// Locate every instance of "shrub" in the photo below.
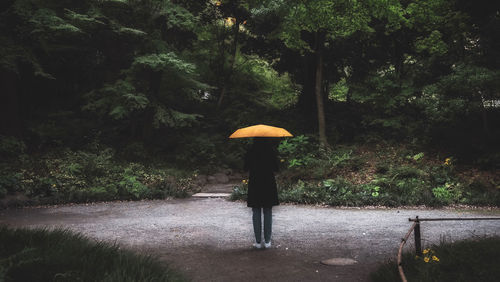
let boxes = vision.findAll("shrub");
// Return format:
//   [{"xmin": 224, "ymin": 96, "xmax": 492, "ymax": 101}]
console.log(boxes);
[
  {"xmin": 174, "ymin": 134, "xmax": 219, "ymax": 167},
  {"xmin": 147, "ymin": 174, "xmax": 195, "ymax": 199},
  {"xmin": 321, "ymin": 147, "xmax": 353, "ymax": 168},
  {"xmin": 278, "ymin": 135, "xmax": 316, "ymax": 169},
  {"xmin": 276, "ymin": 178, "xmax": 362, "ymax": 206},
  {"xmin": 428, "ymin": 165, "xmax": 454, "ymax": 185},
  {"xmin": 121, "ymin": 141, "xmax": 149, "ymax": 161},
  {"xmin": 0, "ymin": 145, "xmax": 199, "ymax": 206},
  {"xmin": 390, "ymin": 165, "xmax": 425, "ymax": 179},
  {"xmin": 279, "ymin": 180, "xmax": 317, "ymax": 204},
  {"xmin": 394, "ymin": 178, "xmax": 428, "ymax": 205},
  {"xmin": 0, "ymin": 173, "xmax": 22, "ymax": 197},
  {"xmin": 462, "ymin": 179, "xmax": 500, "ymax": 206},
  {"xmin": 230, "ymin": 182, "xmax": 248, "ymax": 201},
  {"xmin": 431, "ymin": 182, "xmax": 463, "ymax": 205},
  {"xmin": 0, "ymin": 135, "xmax": 26, "ymax": 159},
  {"xmin": 119, "ymin": 167, "xmax": 149, "ymax": 199}
]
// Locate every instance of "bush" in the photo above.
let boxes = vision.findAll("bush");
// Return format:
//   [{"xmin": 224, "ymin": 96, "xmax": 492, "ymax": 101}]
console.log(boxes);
[
  {"xmin": 0, "ymin": 173, "xmax": 22, "ymax": 197},
  {"xmin": 462, "ymin": 179, "xmax": 500, "ymax": 206},
  {"xmin": 321, "ymin": 178, "xmax": 360, "ymax": 206},
  {"xmin": 230, "ymin": 182, "xmax": 248, "ymax": 201},
  {"xmin": 0, "ymin": 146, "xmax": 199, "ymax": 206},
  {"xmin": 431, "ymin": 183, "xmax": 462, "ymax": 205},
  {"xmin": 321, "ymin": 147, "xmax": 353, "ymax": 168},
  {"xmin": 0, "ymin": 135, "xmax": 26, "ymax": 159},
  {"xmin": 278, "ymin": 180, "xmax": 328, "ymax": 204},
  {"xmin": 278, "ymin": 135, "xmax": 316, "ymax": 169},
  {"xmin": 230, "ymin": 170, "xmax": 497, "ymax": 207},
  {"xmin": 174, "ymin": 134, "xmax": 219, "ymax": 168},
  {"xmin": 228, "ymin": 142, "xmax": 500, "ymax": 207},
  {"xmin": 119, "ymin": 167, "xmax": 150, "ymax": 199}
]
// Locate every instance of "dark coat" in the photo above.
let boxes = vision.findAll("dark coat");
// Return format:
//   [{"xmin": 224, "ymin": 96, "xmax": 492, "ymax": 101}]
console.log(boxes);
[{"xmin": 244, "ymin": 139, "xmax": 279, "ymax": 208}]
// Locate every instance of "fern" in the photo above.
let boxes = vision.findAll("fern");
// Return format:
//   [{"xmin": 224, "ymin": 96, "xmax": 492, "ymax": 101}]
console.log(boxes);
[
  {"xmin": 30, "ymin": 9, "xmax": 82, "ymax": 34},
  {"xmin": 132, "ymin": 53, "xmax": 196, "ymax": 74},
  {"xmin": 83, "ymin": 80, "xmax": 149, "ymax": 120},
  {"xmin": 63, "ymin": 9, "xmax": 106, "ymax": 30},
  {"xmin": 119, "ymin": 27, "xmax": 147, "ymax": 36},
  {"xmin": 153, "ymin": 105, "xmax": 201, "ymax": 128}
]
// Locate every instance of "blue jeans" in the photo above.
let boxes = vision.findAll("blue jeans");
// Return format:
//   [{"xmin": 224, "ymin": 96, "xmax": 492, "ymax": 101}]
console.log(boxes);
[{"xmin": 252, "ymin": 207, "xmax": 272, "ymax": 243}]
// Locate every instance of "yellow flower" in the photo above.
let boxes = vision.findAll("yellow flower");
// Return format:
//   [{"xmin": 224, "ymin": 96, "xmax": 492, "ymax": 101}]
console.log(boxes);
[
  {"xmin": 432, "ymin": 256, "xmax": 439, "ymax": 262},
  {"xmin": 215, "ymin": 1, "xmax": 221, "ymax": 6},
  {"xmin": 422, "ymin": 249, "xmax": 429, "ymax": 254},
  {"xmin": 52, "ymin": 184, "xmax": 56, "ymax": 187},
  {"xmin": 424, "ymin": 257, "xmax": 430, "ymax": 263},
  {"xmin": 444, "ymin": 158, "xmax": 451, "ymax": 165},
  {"xmin": 242, "ymin": 179, "xmax": 248, "ymax": 184},
  {"xmin": 280, "ymin": 159, "xmax": 285, "ymax": 162},
  {"xmin": 225, "ymin": 17, "xmax": 236, "ymax": 26}
]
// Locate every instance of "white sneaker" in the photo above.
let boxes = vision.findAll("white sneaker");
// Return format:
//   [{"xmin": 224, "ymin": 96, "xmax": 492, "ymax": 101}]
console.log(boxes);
[
  {"xmin": 264, "ymin": 241, "xmax": 271, "ymax": 248},
  {"xmin": 252, "ymin": 242, "xmax": 262, "ymax": 249}
]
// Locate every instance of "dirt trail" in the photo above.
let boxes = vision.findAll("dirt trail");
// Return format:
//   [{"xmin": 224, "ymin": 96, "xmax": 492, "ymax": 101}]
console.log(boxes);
[{"xmin": 1, "ymin": 198, "xmax": 499, "ymax": 281}]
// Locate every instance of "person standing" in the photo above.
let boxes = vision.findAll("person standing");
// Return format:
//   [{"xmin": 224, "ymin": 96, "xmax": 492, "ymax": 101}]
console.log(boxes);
[{"xmin": 244, "ymin": 138, "xmax": 279, "ymax": 249}]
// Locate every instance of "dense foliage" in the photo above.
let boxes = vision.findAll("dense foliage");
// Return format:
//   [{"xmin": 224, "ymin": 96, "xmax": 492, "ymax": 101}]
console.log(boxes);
[
  {"xmin": 0, "ymin": 135, "xmax": 198, "ymax": 207},
  {"xmin": 0, "ymin": 0, "xmax": 499, "ymax": 205},
  {"xmin": 231, "ymin": 140, "xmax": 500, "ymax": 206}
]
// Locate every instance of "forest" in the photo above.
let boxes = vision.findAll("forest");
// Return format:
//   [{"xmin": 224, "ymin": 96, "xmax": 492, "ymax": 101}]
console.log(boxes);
[{"xmin": 1, "ymin": 0, "xmax": 499, "ymax": 207}]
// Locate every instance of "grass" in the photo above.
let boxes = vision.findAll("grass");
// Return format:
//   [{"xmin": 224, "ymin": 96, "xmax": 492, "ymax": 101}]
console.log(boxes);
[
  {"xmin": 0, "ymin": 226, "xmax": 186, "ymax": 282},
  {"xmin": 370, "ymin": 236, "xmax": 500, "ymax": 282}
]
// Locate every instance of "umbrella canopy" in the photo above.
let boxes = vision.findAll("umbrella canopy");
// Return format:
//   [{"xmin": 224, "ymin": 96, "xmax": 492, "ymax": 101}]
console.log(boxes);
[{"xmin": 229, "ymin": 124, "xmax": 293, "ymax": 138}]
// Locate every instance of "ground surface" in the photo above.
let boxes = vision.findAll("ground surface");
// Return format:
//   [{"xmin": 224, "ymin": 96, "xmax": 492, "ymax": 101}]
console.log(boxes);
[{"xmin": 1, "ymin": 197, "xmax": 499, "ymax": 282}]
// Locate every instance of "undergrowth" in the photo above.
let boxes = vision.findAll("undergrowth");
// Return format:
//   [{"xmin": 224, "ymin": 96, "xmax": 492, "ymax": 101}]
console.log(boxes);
[
  {"xmin": 0, "ymin": 137, "xmax": 200, "ymax": 207},
  {"xmin": 370, "ymin": 236, "xmax": 500, "ymax": 282},
  {"xmin": 0, "ymin": 226, "xmax": 185, "ymax": 281},
  {"xmin": 231, "ymin": 139, "xmax": 500, "ymax": 207}
]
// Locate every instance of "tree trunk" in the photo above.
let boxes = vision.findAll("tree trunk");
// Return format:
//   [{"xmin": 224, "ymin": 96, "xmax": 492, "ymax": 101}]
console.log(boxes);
[
  {"xmin": 217, "ymin": 18, "xmax": 239, "ymax": 110},
  {"xmin": 315, "ymin": 32, "xmax": 330, "ymax": 149},
  {"xmin": 481, "ymin": 108, "xmax": 489, "ymax": 135},
  {"xmin": 479, "ymin": 93, "xmax": 490, "ymax": 136},
  {"xmin": 297, "ymin": 53, "xmax": 317, "ymax": 127}
]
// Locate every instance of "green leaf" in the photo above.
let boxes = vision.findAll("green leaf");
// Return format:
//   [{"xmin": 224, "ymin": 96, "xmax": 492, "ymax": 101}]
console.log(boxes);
[{"xmin": 132, "ymin": 53, "xmax": 196, "ymax": 73}]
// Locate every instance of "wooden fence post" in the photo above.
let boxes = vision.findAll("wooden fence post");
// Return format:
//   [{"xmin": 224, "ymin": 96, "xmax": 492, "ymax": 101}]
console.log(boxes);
[{"xmin": 414, "ymin": 216, "xmax": 422, "ymax": 256}]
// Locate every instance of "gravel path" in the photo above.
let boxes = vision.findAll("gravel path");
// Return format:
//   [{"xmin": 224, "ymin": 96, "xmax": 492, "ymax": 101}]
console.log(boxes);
[{"xmin": 1, "ymin": 198, "xmax": 499, "ymax": 281}]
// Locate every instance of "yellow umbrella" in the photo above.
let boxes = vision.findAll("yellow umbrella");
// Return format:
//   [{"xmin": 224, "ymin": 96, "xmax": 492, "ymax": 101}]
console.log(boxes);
[{"xmin": 229, "ymin": 124, "xmax": 293, "ymax": 138}]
